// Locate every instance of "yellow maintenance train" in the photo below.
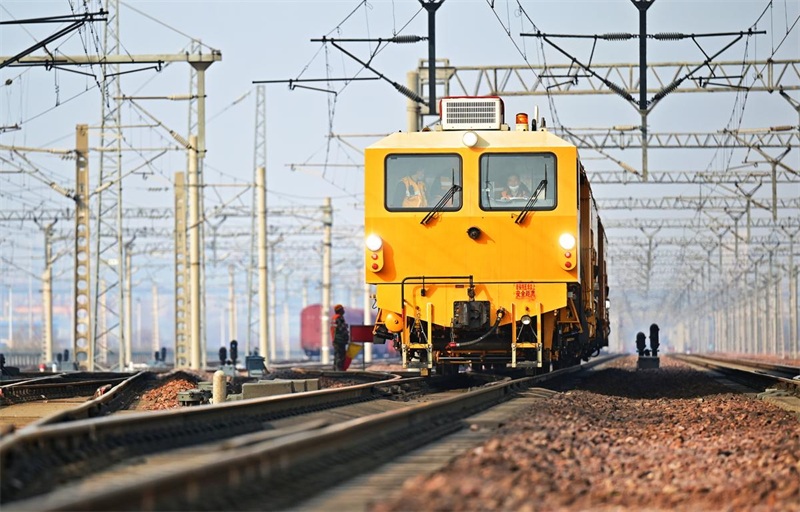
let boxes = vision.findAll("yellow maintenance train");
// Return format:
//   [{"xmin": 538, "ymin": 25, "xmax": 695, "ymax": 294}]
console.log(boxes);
[{"xmin": 364, "ymin": 96, "xmax": 609, "ymax": 375}]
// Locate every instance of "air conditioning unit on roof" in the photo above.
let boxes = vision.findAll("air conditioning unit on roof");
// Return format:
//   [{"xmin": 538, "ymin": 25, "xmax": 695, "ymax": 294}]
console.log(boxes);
[{"xmin": 440, "ymin": 97, "xmax": 504, "ymax": 131}]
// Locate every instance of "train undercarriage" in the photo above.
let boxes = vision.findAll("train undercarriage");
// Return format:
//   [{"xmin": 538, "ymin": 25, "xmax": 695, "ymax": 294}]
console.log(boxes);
[{"xmin": 375, "ymin": 283, "xmax": 607, "ymax": 376}]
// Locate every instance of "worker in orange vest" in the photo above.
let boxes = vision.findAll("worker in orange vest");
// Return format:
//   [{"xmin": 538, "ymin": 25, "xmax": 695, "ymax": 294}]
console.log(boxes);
[
  {"xmin": 331, "ymin": 304, "xmax": 349, "ymax": 370},
  {"xmin": 394, "ymin": 168, "xmax": 428, "ymax": 208}
]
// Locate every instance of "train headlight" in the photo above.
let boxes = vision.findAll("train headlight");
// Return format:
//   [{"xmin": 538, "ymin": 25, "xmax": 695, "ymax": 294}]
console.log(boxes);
[
  {"xmin": 462, "ymin": 131, "xmax": 479, "ymax": 147},
  {"xmin": 558, "ymin": 233, "xmax": 576, "ymax": 250},
  {"xmin": 521, "ymin": 314, "xmax": 532, "ymax": 325},
  {"xmin": 365, "ymin": 234, "xmax": 383, "ymax": 251}
]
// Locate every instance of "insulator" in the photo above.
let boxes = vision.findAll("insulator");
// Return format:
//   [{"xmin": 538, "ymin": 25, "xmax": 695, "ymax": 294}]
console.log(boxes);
[
  {"xmin": 395, "ymin": 83, "xmax": 426, "ymax": 104},
  {"xmin": 652, "ymin": 32, "xmax": 685, "ymax": 41},
  {"xmin": 603, "ymin": 33, "xmax": 634, "ymax": 41},
  {"xmin": 604, "ymin": 80, "xmax": 633, "ymax": 102},
  {"xmin": 652, "ymin": 80, "xmax": 682, "ymax": 102},
  {"xmin": 391, "ymin": 35, "xmax": 424, "ymax": 44}
]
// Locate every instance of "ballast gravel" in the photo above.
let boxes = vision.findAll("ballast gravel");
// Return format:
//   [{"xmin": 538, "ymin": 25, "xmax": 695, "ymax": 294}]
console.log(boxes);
[{"xmin": 370, "ymin": 356, "xmax": 800, "ymax": 512}]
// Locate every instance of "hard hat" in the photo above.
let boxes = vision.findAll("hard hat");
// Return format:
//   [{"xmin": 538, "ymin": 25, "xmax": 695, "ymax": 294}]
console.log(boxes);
[
  {"xmin": 334, "ymin": 304, "xmax": 344, "ymax": 314},
  {"xmin": 384, "ymin": 312, "xmax": 403, "ymax": 333}
]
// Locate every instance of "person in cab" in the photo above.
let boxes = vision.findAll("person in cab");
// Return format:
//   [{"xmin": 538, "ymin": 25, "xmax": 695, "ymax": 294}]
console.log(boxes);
[
  {"xmin": 394, "ymin": 168, "xmax": 428, "ymax": 208},
  {"xmin": 500, "ymin": 173, "xmax": 531, "ymax": 200}
]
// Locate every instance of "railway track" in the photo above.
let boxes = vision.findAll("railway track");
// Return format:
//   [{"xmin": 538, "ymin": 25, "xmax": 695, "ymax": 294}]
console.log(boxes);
[
  {"xmin": 0, "ymin": 370, "xmax": 414, "ymax": 505},
  {"xmin": 0, "ymin": 372, "xmax": 133, "ymax": 405},
  {"xmin": 5, "ymin": 356, "xmax": 617, "ymax": 511},
  {"xmin": 671, "ymin": 354, "xmax": 800, "ymax": 394}
]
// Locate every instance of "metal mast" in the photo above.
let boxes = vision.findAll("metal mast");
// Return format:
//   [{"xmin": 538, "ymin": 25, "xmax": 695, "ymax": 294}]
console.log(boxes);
[
  {"xmin": 93, "ymin": 0, "xmax": 125, "ymax": 370},
  {"xmin": 247, "ymin": 85, "xmax": 267, "ymax": 357},
  {"xmin": 633, "ymin": 0, "xmax": 654, "ymax": 179}
]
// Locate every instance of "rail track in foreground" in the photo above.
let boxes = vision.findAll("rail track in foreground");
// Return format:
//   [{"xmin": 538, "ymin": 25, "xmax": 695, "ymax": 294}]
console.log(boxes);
[
  {"xmin": 5, "ymin": 356, "xmax": 617, "ymax": 511},
  {"xmin": 0, "ymin": 372, "xmax": 135, "ymax": 405},
  {"xmin": 671, "ymin": 354, "xmax": 800, "ymax": 395},
  {"xmin": 1, "ymin": 369, "xmax": 416, "ymax": 505}
]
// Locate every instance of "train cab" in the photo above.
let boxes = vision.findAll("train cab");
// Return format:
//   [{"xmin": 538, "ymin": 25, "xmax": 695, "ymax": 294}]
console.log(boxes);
[{"xmin": 364, "ymin": 97, "xmax": 608, "ymax": 375}]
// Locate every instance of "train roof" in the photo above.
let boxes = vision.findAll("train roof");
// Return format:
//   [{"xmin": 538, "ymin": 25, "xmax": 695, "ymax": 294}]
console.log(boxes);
[{"xmin": 366, "ymin": 129, "xmax": 576, "ymax": 151}]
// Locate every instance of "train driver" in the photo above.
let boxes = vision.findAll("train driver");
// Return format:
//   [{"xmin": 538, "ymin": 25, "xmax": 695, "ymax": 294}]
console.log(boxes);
[
  {"xmin": 393, "ymin": 168, "xmax": 428, "ymax": 208},
  {"xmin": 500, "ymin": 173, "xmax": 531, "ymax": 200}
]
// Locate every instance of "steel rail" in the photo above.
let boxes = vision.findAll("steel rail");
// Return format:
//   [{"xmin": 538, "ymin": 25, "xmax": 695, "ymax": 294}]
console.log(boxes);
[
  {"xmin": 9, "ymin": 356, "xmax": 617, "ymax": 511},
  {"xmin": 0, "ymin": 373, "xmax": 132, "ymax": 405},
  {"xmin": 22, "ymin": 371, "xmax": 150, "ymax": 429},
  {"xmin": 0, "ymin": 371, "xmax": 406, "ymax": 504},
  {"xmin": 671, "ymin": 354, "xmax": 800, "ymax": 393},
  {"xmin": 686, "ymin": 355, "xmax": 800, "ymax": 379}
]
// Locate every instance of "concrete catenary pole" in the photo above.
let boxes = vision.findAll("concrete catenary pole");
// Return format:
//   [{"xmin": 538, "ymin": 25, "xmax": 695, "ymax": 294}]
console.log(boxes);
[
  {"xmin": 123, "ymin": 240, "xmax": 134, "ymax": 369},
  {"xmin": 320, "ymin": 197, "xmax": 333, "ymax": 365},
  {"xmin": 268, "ymin": 250, "xmax": 277, "ymax": 362},
  {"xmin": 27, "ymin": 275, "xmax": 33, "ymax": 343},
  {"xmin": 765, "ymin": 255, "xmax": 773, "ymax": 355},
  {"xmin": 73, "ymin": 124, "xmax": 92, "ymax": 370},
  {"xmin": 98, "ymin": 281, "xmax": 107, "ymax": 365},
  {"xmin": 406, "ymin": 70, "xmax": 420, "ymax": 133},
  {"xmin": 781, "ymin": 229, "xmax": 797, "ymax": 358},
  {"xmin": 151, "ymin": 283, "xmax": 160, "ymax": 354},
  {"xmin": 256, "ymin": 166, "xmax": 269, "ymax": 360},
  {"xmin": 6, "ymin": 288, "xmax": 11, "ymax": 349},
  {"xmin": 41, "ymin": 220, "xmax": 56, "ymax": 364},
  {"xmin": 189, "ymin": 135, "xmax": 201, "ymax": 370},
  {"xmin": 753, "ymin": 266, "xmax": 761, "ymax": 353},
  {"xmin": 793, "ymin": 242, "xmax": 799, "ymax": 358},
  {"xmin": 228, "ymin": 264, "xmax": 237, "ymax": 342},
  {"xmin": 174, "ymin": 171, "xmax": 190, "ymax": 368},
  {"xmin": 282, "ymin": 273, "xmax": 290, "ymax": 361},
  {"xmin": 135, "ymin": 298, "xmax": 142, "ymax": 357}
]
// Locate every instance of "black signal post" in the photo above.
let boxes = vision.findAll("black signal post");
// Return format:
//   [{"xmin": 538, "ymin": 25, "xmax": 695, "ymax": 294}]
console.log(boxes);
[
  {"xmin": 421, "ymin": 0, "xmax": 445, "ymax": 116},
  {"xmin": 633, "ymin": 0, "xmax": 654, "ymax": 179}
]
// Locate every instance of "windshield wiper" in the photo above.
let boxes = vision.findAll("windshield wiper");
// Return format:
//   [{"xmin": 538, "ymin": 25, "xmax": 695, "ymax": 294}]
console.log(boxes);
[
  {"xmin": 421, "ymin": 183, "xmax": 462, "ymax": 225},
  {"xmin": 514, "ymin": 175, "xmax": 547, "ymax": 225}
]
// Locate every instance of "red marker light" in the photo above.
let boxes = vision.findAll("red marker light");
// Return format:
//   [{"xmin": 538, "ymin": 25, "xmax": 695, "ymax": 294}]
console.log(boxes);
[
  {"xmin": 564, "ymin": 261, "xmax": 572, "ymax": 269},
  {"xmin": 371, "ymin": 263, "xmax": 379, "ymax": 270}
]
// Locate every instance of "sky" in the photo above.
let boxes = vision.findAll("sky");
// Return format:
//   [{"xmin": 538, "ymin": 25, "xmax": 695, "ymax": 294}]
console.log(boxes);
[{"xmin": 1, "ymin": 0, "xmax": 798, "ymax": 355}]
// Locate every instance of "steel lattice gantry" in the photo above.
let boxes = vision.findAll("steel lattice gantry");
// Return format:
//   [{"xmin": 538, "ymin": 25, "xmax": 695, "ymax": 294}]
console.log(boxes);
[
  {"xmin": 421, "ymin": 59, "xmax": 800, "ymax": 98},
  {"xmin": 587, "ymin": 169, "xmax": 800, "ymax": 184},
  {"xmin": 597, "ymin": 196, "xmax": 800, "ymax": 210},
  {"xmin": 554, "ymin": 128, "xmax": 799, "ymax": 150}
]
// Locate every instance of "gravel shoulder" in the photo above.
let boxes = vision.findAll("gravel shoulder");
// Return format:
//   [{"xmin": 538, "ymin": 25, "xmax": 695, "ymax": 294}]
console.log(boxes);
[{"xmin": 370, "ymin": 356, "xmax": 800, "ymax": 512}]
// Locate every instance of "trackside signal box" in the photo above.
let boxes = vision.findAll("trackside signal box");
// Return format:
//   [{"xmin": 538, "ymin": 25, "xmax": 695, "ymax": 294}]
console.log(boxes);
[{"xmin": 246, "ymin": 355, "xmax": 266, "ymax": 378}]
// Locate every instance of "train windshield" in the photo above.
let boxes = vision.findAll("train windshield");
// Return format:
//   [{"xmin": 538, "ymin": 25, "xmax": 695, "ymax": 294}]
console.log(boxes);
[
  {"xmin": 480, "ymin": 153, "xmax": 557, "ymax": 211},
  {"xmin": 385, "ymin": 154, "xmax": 462, "ymax": 211}
]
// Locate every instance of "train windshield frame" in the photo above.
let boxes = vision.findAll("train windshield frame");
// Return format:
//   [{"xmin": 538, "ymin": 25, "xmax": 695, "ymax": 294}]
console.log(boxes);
[
  {"xmin": 479, "ymin": 152, "xmax": 558, "ymax": 211},
  {"xmin": 384, "ymin": 153, "xmax": 463, "ymax": 212}
]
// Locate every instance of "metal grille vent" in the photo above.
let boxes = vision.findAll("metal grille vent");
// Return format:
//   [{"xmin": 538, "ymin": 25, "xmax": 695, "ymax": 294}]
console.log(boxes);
[{"xmin": 441, "ymin": 97, "xmax": 503, "ymax": 130}]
